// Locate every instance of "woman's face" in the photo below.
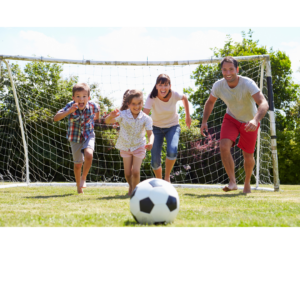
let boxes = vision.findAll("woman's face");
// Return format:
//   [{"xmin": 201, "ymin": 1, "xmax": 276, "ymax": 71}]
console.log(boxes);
[
  {"xmin": 156, "ymin": 81, "xmax": 171, "ymax": 98},
  {"xmin": 128, "ymin": 96, "xmax": 143, "ymax": 116}
]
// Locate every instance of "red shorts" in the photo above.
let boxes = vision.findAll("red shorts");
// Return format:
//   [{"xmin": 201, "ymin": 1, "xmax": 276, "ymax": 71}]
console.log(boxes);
[{"xmin": 220, "ymin": 113, "xmax": 260, "ymax": 154}]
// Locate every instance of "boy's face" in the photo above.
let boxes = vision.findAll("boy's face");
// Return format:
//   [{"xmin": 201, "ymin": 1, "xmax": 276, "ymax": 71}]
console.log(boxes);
[{"xmin": 72, "ymin": 90, "xmax": 90, "ymax": 110}]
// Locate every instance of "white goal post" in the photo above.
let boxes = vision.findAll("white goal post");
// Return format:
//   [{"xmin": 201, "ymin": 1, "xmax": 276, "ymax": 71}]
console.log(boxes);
[{"xmin": 0, "ymin": 55, "xmax": 279, "ymax": 191}]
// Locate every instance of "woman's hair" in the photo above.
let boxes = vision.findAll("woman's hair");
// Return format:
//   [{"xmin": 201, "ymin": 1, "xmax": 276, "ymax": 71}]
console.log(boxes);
[
  {"xmin": 120, "ymin": 89, "xmax": 143, "ymax": 111},
  {"xmin": 150, "ymin": 74, "xmax": 171, "ymax": 99}
]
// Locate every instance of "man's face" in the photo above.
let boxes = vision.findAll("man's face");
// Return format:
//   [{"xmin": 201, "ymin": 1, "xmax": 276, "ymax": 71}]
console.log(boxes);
[
  {"xmin": 72, "ymin": 90, "xmax": 90, "ymax": 110},
  {"xmin": 221, "ymin": 62, "xmax": 239, "ymax": 83}
]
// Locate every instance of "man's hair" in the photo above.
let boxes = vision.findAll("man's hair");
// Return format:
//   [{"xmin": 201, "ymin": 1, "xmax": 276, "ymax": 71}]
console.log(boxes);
[
  {"xmin": 220, "ymin": 56, "xmax": 239, "ymax": 69},
  {"xmin": 73, "ymin": 83, "xmax": 90, "ymax": 96}
]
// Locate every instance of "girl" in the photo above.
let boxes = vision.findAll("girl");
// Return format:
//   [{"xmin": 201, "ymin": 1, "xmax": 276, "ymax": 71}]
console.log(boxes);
[
  {"xmin": 143, "ymin": 74, "xmax": 191, "ymax": 182},
  {"xmin": 105, "ymin": 90, "xmax": 154, "ymax": 196}
]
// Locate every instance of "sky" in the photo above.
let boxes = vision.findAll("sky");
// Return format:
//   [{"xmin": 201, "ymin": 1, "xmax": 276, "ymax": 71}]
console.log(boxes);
[{"xmin": 0, "ymin": 26, "xmax": 300, "ymax": 108}]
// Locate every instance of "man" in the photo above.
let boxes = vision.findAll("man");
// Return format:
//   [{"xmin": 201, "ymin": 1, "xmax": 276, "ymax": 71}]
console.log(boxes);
[{"xmin": 200, "ymin": 57, "xmax": 269, "ymax": 193}]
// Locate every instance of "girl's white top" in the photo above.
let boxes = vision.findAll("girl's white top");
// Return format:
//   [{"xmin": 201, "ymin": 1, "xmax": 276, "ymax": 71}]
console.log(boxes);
[
  {"xmin": 144, "ymin": 90, "xmax": 183, "ymax": 128},
  {"xmin": 115, "ymin": 109, "xmax": 153, "ymax": 151}
]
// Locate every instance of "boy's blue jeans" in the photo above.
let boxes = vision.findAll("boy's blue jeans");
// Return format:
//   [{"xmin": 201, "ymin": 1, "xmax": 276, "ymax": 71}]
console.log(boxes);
[{"xmin": 151, "ymin": 124, "xmax": 181, "ymax": 170}]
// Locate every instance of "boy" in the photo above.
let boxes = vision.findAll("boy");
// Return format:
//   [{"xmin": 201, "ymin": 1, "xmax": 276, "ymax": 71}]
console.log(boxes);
[{"xmin": 54, "ymin": 83, "xmax": 100, "ymax": 194}]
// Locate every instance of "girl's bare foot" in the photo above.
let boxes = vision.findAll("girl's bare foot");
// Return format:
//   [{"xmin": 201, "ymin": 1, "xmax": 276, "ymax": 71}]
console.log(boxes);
[
  {"xmin": 80, "ymin": 177, "xmax": 87, "ymax": 188},
  {"xmin": 77, "ymin": 187, "xmax": 84, "ymax": 194},
  {"xmin": 128, "ymin": 186, "xmax": 132, "ymax": 196},
  {"xmin": 164, "ymin": 176, "xmax": 171, "ymax": 183}
]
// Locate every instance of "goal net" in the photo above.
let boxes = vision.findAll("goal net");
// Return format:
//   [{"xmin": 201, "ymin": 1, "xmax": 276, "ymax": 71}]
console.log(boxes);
[{"xmin": 0, "ymin": 55, "xmax": 278, "ymax": 190}]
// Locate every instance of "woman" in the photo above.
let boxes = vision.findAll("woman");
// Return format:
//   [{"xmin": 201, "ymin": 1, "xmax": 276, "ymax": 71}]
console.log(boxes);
[{"xmin": 143, "ymin": 74, "xmax": 191, "ymax": 182}]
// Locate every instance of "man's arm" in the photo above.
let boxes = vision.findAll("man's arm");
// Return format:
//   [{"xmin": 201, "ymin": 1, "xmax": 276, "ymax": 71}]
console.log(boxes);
[
  {"xmin": 200, "ymin": 94, "xmax": 218, "ymax": 136},
  {"xmin": 244, "ymin": 91, "xmax": 269, "ymax": 132},
  {"xmin": 53, "ymin": 103, "xmax": 78, "ymax": 122},
  {"xmin": 182, "ymin": 95, "xmax": 191, "ymax": 129}
]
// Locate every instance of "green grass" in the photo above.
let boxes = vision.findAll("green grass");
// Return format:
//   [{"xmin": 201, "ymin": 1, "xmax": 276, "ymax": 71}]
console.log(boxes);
[{"xmin": 0, "ymin": 185, "xmax": 300, "ymax": 226}]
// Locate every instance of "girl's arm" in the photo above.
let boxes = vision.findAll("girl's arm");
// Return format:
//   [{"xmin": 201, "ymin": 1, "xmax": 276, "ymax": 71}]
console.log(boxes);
[
  {"xmin": 145, "ymin": 130, "xmax": 154, "ymax": 150},
  {"xmin": 182, "ymin": 95, "xmax": 191, "ymax": 129},
  {"xmin": 54, "ymin": 102, "xmax": 78, "ymax": 122},
  {"xmin": 105, "ymin": 109, "xmax": 120, "ymax": 124}
]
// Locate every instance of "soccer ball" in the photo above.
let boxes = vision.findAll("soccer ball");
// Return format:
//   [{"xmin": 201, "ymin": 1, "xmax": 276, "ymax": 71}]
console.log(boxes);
[{"xmin": 130, "ymin": 178, "xmax": 180, "ymax": 225}]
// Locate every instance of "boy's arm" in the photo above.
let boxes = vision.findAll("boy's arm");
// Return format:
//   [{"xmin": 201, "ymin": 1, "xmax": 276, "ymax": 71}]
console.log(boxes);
[
  {"xmin": 145, "ymin": 130, "xmax": 154, "ymax": 150},
  {"xmin": 54, "ymin": 102, "xmax": 78, "ymax": 122},
  {"xmin": 105, "ymin": 109, "xmax": 120, "ymax": 124},
  {"xmin": 94, "ymin": 111, "xmax": 100, "ymax": 121}
]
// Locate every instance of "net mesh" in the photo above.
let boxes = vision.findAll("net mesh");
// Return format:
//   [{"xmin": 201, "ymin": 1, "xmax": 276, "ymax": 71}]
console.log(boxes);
[{"xmin": 0, "ymin": 58, "xmax": 273, "ymax": 186}]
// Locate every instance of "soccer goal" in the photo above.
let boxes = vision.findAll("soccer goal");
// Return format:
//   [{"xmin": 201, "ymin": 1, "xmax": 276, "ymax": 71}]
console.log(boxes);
[{"xmin": 0, "ymin": 54, "xmax": 279, "ymax": 191}]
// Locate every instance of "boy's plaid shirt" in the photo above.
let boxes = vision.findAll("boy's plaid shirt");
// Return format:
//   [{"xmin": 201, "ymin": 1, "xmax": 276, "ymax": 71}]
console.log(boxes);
[{"xmin": 59, "ymin": 101, "xmax": 100, "ymax": 143}]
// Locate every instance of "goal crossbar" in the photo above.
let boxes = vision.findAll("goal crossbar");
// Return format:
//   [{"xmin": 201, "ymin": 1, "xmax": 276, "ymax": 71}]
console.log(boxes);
[{"xmin": 0, "ymin": 54, "xmax": 269, "ymax": 66}]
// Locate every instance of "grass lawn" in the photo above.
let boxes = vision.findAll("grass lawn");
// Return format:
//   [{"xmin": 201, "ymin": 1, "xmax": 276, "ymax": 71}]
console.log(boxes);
[{"xmin": 0, "ymin": 184, "xmax": 299, "ymax": 226}]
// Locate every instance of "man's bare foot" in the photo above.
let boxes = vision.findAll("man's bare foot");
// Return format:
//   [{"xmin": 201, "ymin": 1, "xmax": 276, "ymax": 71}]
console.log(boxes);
[
  {"xmin": 77, "ymin": 187, "xmax": 84, "ymax": 194},
  {"xmin": 243, "ymin": 184, "xmax": 251, "ymax": 194},
  {"xmin": 223, "ymin": 182, "xmax": 238, "ymax": 192},
  {"xmin": 80, "ymin": 177, "xmax": 87, "ymax": 188}
]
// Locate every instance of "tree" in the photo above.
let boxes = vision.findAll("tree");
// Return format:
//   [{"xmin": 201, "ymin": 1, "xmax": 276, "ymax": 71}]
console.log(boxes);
[{"xmin": 0, "ymin": 60, "xmax": 115, "ymax": 182}]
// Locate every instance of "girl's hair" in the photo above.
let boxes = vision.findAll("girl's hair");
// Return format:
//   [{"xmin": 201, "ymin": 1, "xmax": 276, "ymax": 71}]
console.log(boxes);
[
  {"xmin": 120, "ymin": 89, "xmax": 143, "ymax": 111},
  {"xmin": 150, "ymin": 74, "xmax": 171, "ymax": 99}
]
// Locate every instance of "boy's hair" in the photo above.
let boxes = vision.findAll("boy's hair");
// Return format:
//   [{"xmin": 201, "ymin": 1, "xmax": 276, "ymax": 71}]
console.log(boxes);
[
  {"xmin": 73, "ymin": 83, "xmax": 90, "ymax": 97},
  {"xmin": 120, "ymin": 89, "xmax": 143, "ymax": 111},
  {"xmin": 220, "ymin": 56, "xmax": 239, "ymax": 69},
  {"xmin": 150, "ymin": 74, "xmax": 171, "ymax": 99}
]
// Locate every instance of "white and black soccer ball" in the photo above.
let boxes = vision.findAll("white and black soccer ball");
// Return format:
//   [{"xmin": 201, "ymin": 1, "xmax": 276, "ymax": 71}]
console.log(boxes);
[{"xmin": 130, "ymin": 178, "xmax": 180, "ymax": 225}]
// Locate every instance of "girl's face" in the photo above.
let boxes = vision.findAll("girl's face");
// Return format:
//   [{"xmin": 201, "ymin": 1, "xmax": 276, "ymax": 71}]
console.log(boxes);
[
  {"xmin": 128, "ymin": 96, "xmax": 143, "ymax": 116},
  {"xmin": 156, "ymin": 81, "xmax": 171, "ymax": 98}
]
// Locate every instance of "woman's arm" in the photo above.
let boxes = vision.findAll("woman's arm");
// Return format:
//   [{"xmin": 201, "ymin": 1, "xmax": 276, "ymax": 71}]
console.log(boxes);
[
  {"xmin": 182, "ymin": 95, "xmax": 191, "ymax": 129},
  {"xmin": 143, "ymin": 108, "xmax": 151, "ymax": 115}
]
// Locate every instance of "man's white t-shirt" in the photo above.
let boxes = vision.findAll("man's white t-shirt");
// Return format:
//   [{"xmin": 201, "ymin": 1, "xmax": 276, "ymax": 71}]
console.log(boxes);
[
  {"xmin": 211, "ymin": 76, "xmax": 260, "ymax": 123},
  {"xmin": 144, "ymin": 90, "xmax": 183, "ymax": 128}
]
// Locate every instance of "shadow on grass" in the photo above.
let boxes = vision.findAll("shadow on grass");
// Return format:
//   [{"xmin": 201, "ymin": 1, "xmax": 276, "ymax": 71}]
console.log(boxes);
[
  {"xmin": 123, "ymin": 220, "xmax": 167, "ymax": 227},
  {"xmin": 97, "ymin": 195, "xmax": 129, "ymax": 201},
  {"xmin": 185, "ymin": 192, "xmax": 247, "ymax": 198},
  {"xmin": 124, "ymin": 220, "xmax": 139, "ymax": 226},
  {"xmin": 26, "ymin": 194, "xmax": 74, "ymax": 199}
]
